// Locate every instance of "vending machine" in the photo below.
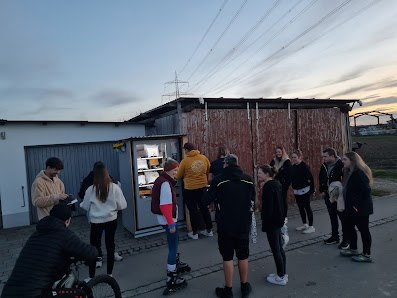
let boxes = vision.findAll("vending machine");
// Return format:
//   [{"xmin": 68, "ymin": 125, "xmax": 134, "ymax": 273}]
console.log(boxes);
[{"xmin": 119, "ymin": 135, "xmax": 185, "ymax": 237}]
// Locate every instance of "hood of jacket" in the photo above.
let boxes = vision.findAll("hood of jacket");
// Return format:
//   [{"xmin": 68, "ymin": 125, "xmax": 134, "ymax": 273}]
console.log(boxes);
[
  {"xmin": 223, "ymin": 165, "xmax": 244, "ymax": 181},
  {"xmin": 265, "ymin": 179, "xmax": 282, "ymax": 192},
  {"xmin": 186, "ymin": 150, "xmax": 200, "ymax": 157},
  {"xmin": 36, "ymin": 170, "xmax": 60, "ymax": 183},
  {"xmin": 36, "ymin": 215, "xmax": 67, "ymax": 234}
]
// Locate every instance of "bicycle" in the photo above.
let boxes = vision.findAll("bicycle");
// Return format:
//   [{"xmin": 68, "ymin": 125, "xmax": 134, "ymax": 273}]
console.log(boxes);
[{"xmin": 53, "ymin": 258, "xmax": 122, "ymax": 298}]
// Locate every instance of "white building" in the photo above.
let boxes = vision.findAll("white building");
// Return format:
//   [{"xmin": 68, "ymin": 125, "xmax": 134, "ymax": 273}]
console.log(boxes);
[{"xmin": 0, "ymin": 120, "xmax": 145, "ymax": 228}]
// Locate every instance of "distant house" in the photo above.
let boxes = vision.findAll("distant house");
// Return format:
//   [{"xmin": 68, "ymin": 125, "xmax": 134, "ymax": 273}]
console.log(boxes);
[{"xmin": 0, "ymin": 120, "xmax": 144, "ymax": 228}]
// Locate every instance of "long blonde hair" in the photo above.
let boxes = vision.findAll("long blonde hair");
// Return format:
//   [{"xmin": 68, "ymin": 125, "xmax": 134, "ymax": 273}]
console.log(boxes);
[{"xmin": 344, "ymin": 151, "xmax": 373, "ymax": 184}]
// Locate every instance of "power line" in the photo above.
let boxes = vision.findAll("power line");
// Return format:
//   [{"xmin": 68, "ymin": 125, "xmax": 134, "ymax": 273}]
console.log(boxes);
[
  {"xmin": 189, "ymin": 0, "xmax": 284, "ymax": 93},
  {"xmin": 205, "ymin": 0, "xmax": 354, "ymax": 96},
  {"xmin": 178, "ymin": 0, "xmax": 229, "ymax": 77},
  {"xmin": 186, "ymin": 0, "xmax": 248, "ymax": 82},
  {"xmin": 200, "ymin": 0, "xmax": 317, "ymax": 95},
  {"xmin": 162, "ymin": 71, "xmax": 192, "ymax": 102}
]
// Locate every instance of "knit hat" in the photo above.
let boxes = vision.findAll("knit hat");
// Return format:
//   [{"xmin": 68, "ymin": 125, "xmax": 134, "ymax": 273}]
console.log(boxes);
[
  {"xmin": 50, "ymin": 204, "xmax": 72, "ymax": 221},
  {"xmin": 183, "ymin": 142, "xmax": 195, "ymax": 151},
  {"xmin": 164, "ymin": 161, "xmax": 179, "ymax": 172}
]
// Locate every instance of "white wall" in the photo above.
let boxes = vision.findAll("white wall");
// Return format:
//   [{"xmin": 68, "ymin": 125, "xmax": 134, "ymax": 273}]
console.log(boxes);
[{"xmin": 0, "ymin": 122, "xmax": 145, "ymax": 228}]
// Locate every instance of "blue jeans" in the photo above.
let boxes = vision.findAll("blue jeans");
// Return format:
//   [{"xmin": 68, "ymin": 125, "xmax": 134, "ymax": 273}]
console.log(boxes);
[{"xmin": 163, "ymin": 224, "xmax": 179, "ymax": 265}]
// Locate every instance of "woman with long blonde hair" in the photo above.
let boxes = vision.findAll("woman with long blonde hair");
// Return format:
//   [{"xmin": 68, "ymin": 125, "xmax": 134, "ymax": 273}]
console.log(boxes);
[{"xmin": 340, "ymin": 152, "xmax": 373, "ymax": 262}]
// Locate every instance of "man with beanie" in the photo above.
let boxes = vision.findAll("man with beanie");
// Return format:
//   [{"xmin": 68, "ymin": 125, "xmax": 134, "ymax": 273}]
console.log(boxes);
[
  {"xmin": 319, "ymin": 148, "xmax": 348, "ymax": 247},
  {"xmin": 31, "ymin": 157, "xmax": 69, "ymax": 220},
  {"xmin": 175, "ymin": 142, "xmax": 213, "ymax": 239},
  {"xmin": 1, "ymin": 204, "xmax": 98, "ymax": 298},
  {"xmin": 207, "ymin": 154, "xmax": 255, "ymax": 298}
]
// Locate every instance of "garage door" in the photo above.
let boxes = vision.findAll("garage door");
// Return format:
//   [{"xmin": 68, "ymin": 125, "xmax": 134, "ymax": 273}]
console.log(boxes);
[{"xmin": 25, "ymin": 141, "xmax": 120, "ymax": 223}]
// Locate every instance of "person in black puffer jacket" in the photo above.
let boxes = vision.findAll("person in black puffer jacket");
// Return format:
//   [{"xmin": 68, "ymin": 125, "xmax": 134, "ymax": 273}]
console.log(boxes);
[
  {"xmin": 340, "ymin": 152, "xmax": 373, "ymax": 263},
  {"xmin": 258, "ymin": 165, "xmax": 287, "ymax": 286},
  {"xmin": 269, "ymin": 146, "xmax": 292, "ymax": 221},
  {"xmin": 1, "ymin": 204, "xmax": 98, "ymax": 298},
  {"xmin": 207, "ymin": 154, "xmax": 255, "ymax": 298}
]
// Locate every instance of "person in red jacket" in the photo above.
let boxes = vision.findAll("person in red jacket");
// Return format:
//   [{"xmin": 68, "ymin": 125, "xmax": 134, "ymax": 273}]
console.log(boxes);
[{"xmin": 151, "ymin": 159, "xmax": 190, "ymax": 295}]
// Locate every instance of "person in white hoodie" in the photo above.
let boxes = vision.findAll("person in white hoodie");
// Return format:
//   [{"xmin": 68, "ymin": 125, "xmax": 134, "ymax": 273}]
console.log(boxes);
[{"xmin": 80, "ymin": 163, "xmax": 127, "ymax": 279}]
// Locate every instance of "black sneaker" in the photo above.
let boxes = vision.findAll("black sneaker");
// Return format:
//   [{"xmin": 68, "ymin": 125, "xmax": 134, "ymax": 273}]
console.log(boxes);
[
  {"xmin": 216, "ymin": 286, "xmax": 233, "ymax": 298},
  {"xmin": 338, "ymin": 241, "xmax": 350, "ymax": 250},
  {"xmin": 241, "ymin": 282, "xmax": 252, "ymax": 298},
  {"xmin": 324, "ymin": 236, "xmax": 339, "ymax": 245}
]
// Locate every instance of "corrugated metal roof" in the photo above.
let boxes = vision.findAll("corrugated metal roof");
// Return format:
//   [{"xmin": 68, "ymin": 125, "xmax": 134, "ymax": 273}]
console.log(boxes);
[{"xmin": 128, "ymin": 97, "xmax": 358, "ymax": 123}]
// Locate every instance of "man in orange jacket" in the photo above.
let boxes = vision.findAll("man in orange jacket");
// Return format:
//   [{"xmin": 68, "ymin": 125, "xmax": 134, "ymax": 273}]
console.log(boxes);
[{"xmin": 175, "ymin": 142, "xmax": 213, "ymax": 240}]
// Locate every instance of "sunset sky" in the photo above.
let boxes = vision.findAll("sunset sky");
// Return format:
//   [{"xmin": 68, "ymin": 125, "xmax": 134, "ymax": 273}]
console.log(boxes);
[{"xmin": 1, "ymin": 0, "xmax": 396, "ymax": 125}]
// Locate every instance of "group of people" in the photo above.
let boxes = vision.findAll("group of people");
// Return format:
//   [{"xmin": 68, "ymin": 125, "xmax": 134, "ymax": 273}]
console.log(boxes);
[
  {"xmin": 2, "ymin": 142, "xmax": 374, "ymax": 298},
  {"xmin": 152, "ymin": 143, "xmax": 374, "ymax": 297},
  {"xmin": 2, "ymin": 157, "xmax": 127, "ymax": 297}
]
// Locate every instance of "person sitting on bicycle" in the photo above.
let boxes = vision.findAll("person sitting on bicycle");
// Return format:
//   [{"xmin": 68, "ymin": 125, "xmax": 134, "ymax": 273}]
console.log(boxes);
[{"xmin": 1, "ymin": 203, "xmax": 98, "ymax": 298}]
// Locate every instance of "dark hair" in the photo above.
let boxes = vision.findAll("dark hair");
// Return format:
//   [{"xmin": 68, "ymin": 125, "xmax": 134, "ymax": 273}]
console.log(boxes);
[
  {"xmin": 46, "ymin": 157, "xmax": 64, "ymax": 170},
  {"xmin": 93, "ymin": 164, "xmax": 112, "ymax": 203},
  {"xmin": 292, "ymin": 149, "xmax": 303, "ymax": 158},
  {"xmin": 259, "ymin": 164, "xmax": 278, "ymax": 177},
  {"xmin": 224, "ymin": 154, "xmax": 238, "ymax": 166},
  {"xmin": 217, "ymin": 147, "xmax": 230, "ymax": 159},
  {"xmin": 93, "ymin": 161, "xmax": 105, "ymax": 171},
  {"xmin": 323, "ymin": 148, "xmax": 337, "ymax": 157}
]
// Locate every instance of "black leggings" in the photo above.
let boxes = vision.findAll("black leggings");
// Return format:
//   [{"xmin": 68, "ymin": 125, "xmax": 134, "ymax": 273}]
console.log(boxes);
[
  {"xmin": 345, "ymin": 215, "xmax": 372, "ymax": 255},
  {"xmin": 89, "ymin": 219, "xmax": 117, "ymax": 277},
  {"xmin": 266, "ymin": 228, "xmax": 286, "ymax": 277},
  {"xmin": 183, "ymin": 188, "xmax": 213, "ymax": 233},
  {"xmin": 295, "ymin": 193, "xmax": 313, "ymax": 226}
]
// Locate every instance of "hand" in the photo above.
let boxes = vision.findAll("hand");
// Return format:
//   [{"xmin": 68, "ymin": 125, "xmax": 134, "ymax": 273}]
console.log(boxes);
[
  {"xmin": 58, "ymin": 194, "xmax": 69, "ymax": 200},
  {"xmin": 321, "ymin": 192, "xmax": 325, "ymax": 198},
  {"xmin": 169, "ymin": 227, "xmax": 176, "ymax": 234}
]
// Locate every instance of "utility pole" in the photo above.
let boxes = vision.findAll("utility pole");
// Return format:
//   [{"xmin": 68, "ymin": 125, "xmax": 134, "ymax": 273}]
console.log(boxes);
[{"xmin": 162, "ymin": 71, "xmax": 192, "ymax": 102}]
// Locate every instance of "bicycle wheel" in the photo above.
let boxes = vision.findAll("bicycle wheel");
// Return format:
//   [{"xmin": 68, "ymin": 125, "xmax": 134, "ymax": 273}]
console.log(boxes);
[{"xmin": 85, "ymin": 274, "xmax": 122, "ymax": 298}]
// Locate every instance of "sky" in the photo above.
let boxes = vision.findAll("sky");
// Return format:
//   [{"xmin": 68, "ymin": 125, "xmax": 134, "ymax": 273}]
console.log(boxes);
[{"xmin": 0, "ymin": 0, "xmax": 396, "ymax": 125}]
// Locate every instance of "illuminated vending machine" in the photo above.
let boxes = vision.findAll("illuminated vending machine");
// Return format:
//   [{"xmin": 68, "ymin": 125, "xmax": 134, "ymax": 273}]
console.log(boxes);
[{"xmin": 119, "ymin": 135, "xmax": 185, "ymax": 237}]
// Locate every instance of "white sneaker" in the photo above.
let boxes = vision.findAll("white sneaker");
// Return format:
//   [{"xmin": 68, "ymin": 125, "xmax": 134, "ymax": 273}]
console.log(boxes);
[
  {"xmin": 267, "ymin": 274, "xmax": 287, "ymax": 286},
  {"xmin": 96, "ymin": 257, "xmax": 102, "ymax": 268},
  {"xmin": 200, "ymin": 230, "xmax": 213, "ymax": 237},
  {"xmin": 303, "ymin": 226, "xmax": 315, "ymax": 234},
  {"xmin": 296, "ymin": 224, "xmax": 309, "ymax": 231},
  {"xmin": 114, "ymin": 252, "xmax": 123, "ymax": 261},
  {"xmin": 268, "ymin": 273, "xmax": 288, "ymax": 282},
  {"xmin": 187, "ymin": 232, "xmax": 198, "ymax": 240}
]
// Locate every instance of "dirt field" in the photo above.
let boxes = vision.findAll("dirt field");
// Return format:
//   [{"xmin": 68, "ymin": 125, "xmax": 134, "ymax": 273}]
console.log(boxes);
[{"xmin": 353, "ymin": 134, "xmax": 397, "ymax": 170}]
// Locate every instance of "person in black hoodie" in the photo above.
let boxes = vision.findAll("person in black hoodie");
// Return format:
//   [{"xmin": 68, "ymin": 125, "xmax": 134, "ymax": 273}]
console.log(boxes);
[
  {"xmin": 340, "ymin": 152, "xmax": 373, "ymax": 262},
  {"xmin": 207, "ymin": 154, "xmax": 255, "ymax": 298},
  {"xmin": 291, "ymin": 149, "xmax": 315, "ymax": 234},
  {"xmin": 319, "ymin": 148, "xmax": 348, "ymax": 247},
  {"xmin": 269, "ymin": 146, "xmax": 292, "ymax": 222},
  {"xmin": 1, "ymin": 204, "xmax": 98, "ymax": 298},
  {"xmin": 258, "ymin": 164, "xmax": 287, "ymax": 286}
]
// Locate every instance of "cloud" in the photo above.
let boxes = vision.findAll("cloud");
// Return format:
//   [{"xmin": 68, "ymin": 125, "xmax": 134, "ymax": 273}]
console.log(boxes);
[
  {"xmin": 91, "ymin": 90, "xmax": 142, "ymax": 107},
  {"xmin": 362, "ymin": 96, "xmax": 397, "ymax": 108},
  {"xmin": 328, "ymin": 78, "xmax": 397, "ymax": 98}
]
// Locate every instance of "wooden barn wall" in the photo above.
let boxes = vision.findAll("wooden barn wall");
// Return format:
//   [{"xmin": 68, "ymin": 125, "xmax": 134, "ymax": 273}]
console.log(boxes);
[
  {"xmin": 181, "ymin": 109, "xmax": 254, "ymax": 175},
  {"xmin": 296, "ymin": 108, "xmax": 349, "ymax": 198},
  {"xmin": 156, "ymin": 106, "xmax": 349, "ymax": 205},
  {"xmin": 146, "ymin": 114, "xmax": 178, "ymax": 136},
  {"xmin": 251, "ymin": 109, "xmax": 297, "ymax": 204}
]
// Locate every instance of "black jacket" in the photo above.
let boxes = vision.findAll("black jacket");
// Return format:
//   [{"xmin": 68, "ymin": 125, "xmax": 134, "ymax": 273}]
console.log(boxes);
[
  {"xmin": 1, "ymin": 216, "xmax": 98, "ymax": 298},
  {"xmin": 270, "ymin": 158, "xmax": 292, "ymax": 191},
  {"xmin": 78, "ymin": 171, "xmax": 114, "ymax": 199},
  {"xmin": 261, "ymin": 179, "xmax": 284, "ymax": 232},
  {"xmin": 291, "ymin": 161, "xmax": 314, "ymax": 194},
  {"xmin": 207, "ymin": 165, "xmax": 256, "ymax": 239},
  {"xmin": 318, "ymin": 158, "xmax": 344, "ymax": 194},
  {"xmin": 344, "ymin": 169, "xmax": 373, "ymax": 216}
]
